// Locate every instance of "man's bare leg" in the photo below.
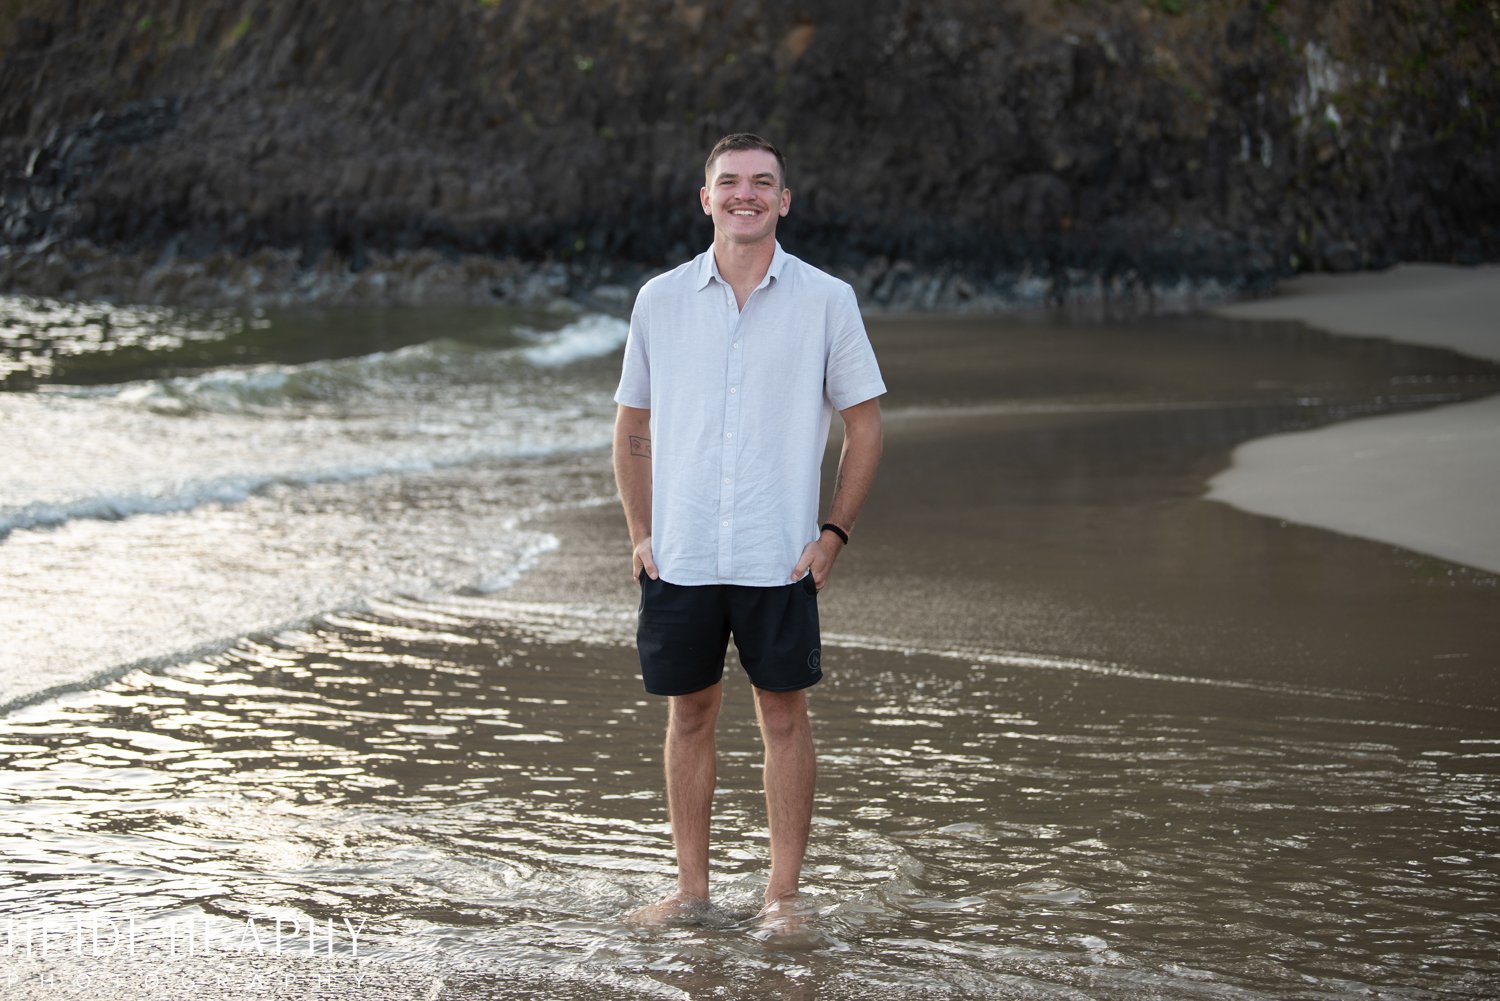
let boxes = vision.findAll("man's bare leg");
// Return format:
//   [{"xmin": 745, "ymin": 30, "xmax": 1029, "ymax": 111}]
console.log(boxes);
[
  {"xmin": 626, "ymin": 682, "xmax": 722, "ymax": 924},
  {"xmin": 753, "ymin": 687, "xmax": 815, "ymax": 909}
]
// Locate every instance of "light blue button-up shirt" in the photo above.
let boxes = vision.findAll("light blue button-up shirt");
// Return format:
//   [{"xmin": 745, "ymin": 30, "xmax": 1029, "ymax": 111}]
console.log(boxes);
[{"xmin": 614, "ymin": 243, "xmax": 886, "ymax": 586}]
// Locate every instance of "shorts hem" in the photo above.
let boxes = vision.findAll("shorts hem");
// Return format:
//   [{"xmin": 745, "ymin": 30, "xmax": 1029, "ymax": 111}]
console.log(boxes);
[
  {"xmin": 643, "ymin": 677, "xmax": 725, "ymax": 697},
  {"xmin": 749, "ymin": 672, "xmax": 822, "ymax": 693}
]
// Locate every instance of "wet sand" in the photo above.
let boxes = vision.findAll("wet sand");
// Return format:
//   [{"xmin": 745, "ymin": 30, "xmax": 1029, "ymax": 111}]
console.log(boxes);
[
  {"xmin": 508, "ymin": 311, "xmax": 1500, "ymax": 708},
  {"xmin": 1211, "ymin": 264, "xmax": 1500, "ymax": 574}
]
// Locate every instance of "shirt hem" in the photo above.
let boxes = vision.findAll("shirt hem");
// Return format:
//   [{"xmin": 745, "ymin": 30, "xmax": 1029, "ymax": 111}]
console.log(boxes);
[{"xmin": 659, "ymin": 574, "xmax": 803, "ymax": 588}]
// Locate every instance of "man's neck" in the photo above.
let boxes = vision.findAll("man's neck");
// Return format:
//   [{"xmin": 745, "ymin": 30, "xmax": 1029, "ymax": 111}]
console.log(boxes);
[{"xmin": 712, "ymin": 235, "xmax": 776, "ymax": 308}]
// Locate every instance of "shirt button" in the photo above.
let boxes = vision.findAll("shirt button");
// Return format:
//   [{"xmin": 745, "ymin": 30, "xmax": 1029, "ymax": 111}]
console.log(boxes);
[
  {"xmin": 721, "ymin": 520, "xmax": 729, "ymax": 527},
  {"xmin": 732, "ymin": 341, "xmax": 740, "ymax": 349},
  {"xmin": 725, "ymin": 431, "xmax": 733, "ymax": 439},
  {"xmin": 729, "ymin": 387, "xmax": 738, "ymax": 394},
  {"xmin": 724, "ymin": 477, "xmax": 732, "ymax": 484}
]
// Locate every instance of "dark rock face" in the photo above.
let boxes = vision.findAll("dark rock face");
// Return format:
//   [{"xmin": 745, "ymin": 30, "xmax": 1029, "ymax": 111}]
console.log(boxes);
[{"xmin": 0, "ymin": 0, "xmax": 1496, "ymax": 309}]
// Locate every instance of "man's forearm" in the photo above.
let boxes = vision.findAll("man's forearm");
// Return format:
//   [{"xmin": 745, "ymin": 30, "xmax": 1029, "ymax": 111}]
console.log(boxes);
[
  {"xmin": 613, "ymin": 406, "xmax": 653, "ymax": 545},
  {"xmin": 825, "ymin": 399, "xmax": 883, "ymax": 537}
]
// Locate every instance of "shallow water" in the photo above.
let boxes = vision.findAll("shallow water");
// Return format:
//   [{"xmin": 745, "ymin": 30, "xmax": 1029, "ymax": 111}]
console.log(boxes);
[
  {"xmin": 2, "ymin": 600, "xmax": 1496, "ymax": 998},
  {"xmin": 3, "ymin": 296, "xmax": 1499, "ymax": 998},
  {"xmin": 0, "ymin": 298, "xmax": 627, "ymax": 704}
]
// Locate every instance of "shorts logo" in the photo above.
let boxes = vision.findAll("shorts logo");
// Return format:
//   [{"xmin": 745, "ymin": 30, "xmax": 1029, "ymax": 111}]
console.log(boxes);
[{"xmin": 807, "ymin": 648, "xmax": 821, "ymax": 672}]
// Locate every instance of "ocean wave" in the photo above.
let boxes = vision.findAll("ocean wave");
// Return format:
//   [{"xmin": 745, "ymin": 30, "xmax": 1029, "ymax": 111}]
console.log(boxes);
[
  {"xmin": 0, "ymin": 440, "xmax": 603, "ymax": 541},
  {"xmin": 100, "ymin": 314, "xmax": 627, "ymax": 413},
  {"xmin": 514, "ymin": 314, "xmax": 628, "ymax": 368},
  {"xmin": 112, "ymin": 339, "xmax": 471, "ymax": 412}
]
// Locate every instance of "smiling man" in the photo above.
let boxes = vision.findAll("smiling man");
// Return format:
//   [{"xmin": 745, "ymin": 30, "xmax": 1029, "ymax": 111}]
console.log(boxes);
[{"xmin": 612, "ymin": 133, "xmax": 886, "ymax": 929}]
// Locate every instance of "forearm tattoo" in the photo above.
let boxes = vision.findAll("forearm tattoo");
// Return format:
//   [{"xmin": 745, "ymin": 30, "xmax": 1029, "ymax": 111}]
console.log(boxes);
[{"xmin": 629, "ymin": 435, "xmax": 651, "ymax": 458}]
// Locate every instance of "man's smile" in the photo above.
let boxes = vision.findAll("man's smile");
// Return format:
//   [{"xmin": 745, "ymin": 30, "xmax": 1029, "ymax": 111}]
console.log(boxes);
[{"xmin": 700, "ymin": 146, "xmax": 790, "ymax": 244}]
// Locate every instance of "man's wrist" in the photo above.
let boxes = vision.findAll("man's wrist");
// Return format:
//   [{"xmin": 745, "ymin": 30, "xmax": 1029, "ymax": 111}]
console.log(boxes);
[{"xmin": 820, "ymin": 522, "xmax": 849, "ymax": 546}]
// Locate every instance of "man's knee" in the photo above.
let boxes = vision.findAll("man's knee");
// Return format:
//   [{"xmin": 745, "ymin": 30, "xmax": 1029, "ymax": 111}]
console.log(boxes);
[
  {"xmin": 755, "ymin": 689, "xmax": 809, "ymax": 742},
  {"xmin": 668, "ymin": 685, "xmax": 722, "ymax": 736}
]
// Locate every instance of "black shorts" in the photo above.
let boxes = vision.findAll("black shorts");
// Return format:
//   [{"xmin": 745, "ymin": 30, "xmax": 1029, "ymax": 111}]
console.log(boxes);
[{"xmin": 635, "ymin": 573, "xmax": 822, "ymax": 696}]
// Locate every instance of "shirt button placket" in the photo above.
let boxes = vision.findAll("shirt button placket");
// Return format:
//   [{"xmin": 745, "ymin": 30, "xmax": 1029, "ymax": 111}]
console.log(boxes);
[{"xmin": 719, "ymin": 292, "xmax": 742, "ymax": 578}]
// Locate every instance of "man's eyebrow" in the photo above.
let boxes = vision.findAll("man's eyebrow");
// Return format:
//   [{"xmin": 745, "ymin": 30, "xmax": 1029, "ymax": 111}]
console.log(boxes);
[{"xmin": 714, "ymin": 171, "xmax": 779, "ymax": 183}]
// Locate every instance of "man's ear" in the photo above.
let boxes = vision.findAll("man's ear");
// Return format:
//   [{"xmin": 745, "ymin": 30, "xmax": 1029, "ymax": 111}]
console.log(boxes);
[
  {"xmin": 700, "ymin": 186, "xmax": 712, "ymax": 215},
  {"xmin": 779, "ymin": 187, "xmax": 792, "ymax": 217}
]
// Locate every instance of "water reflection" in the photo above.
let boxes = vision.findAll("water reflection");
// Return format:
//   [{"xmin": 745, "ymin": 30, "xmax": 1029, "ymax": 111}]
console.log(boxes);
[
  {"xmin": 1, "ymin": 600, "xmax": 1495, "ymax": 997},
  {"xmin": 0, "ymin": 294, "xmax": 572, "ymax": 389}
]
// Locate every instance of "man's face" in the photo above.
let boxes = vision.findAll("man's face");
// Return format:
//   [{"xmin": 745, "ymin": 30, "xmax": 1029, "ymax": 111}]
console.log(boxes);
[{"xmin": 700, "ymin": 149, "xmax": 790, "ymax": 245}]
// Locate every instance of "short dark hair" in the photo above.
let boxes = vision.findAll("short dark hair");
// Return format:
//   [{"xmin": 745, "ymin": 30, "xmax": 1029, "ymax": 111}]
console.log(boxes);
[{"xmin": 704, "ymin": 133, "xmax": 787, "ymax": 189}]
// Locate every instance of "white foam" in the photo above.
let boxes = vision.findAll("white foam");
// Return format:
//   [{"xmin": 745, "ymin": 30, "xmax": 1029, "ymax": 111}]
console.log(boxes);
[
  {"xmin": 114, "ymin": 365, "xmax": 296, "ymax": 412},
  {"xmin": 0, "ymin": 438, "xmax": 606, "ymax": 540},
  {"xmin": 516, "ymin": 314, "xmax": 628, "ymax": 367},
  {"xmin": 105, "ymin": 339, "xmax": 468, "ymax": 412},
  {"xmin": 0, "ymin": 323, "xmax": 618, "ymax": 540},
  {"xmin": 2, "ymin": 463, "xmax": 418, "ymax": 537}
]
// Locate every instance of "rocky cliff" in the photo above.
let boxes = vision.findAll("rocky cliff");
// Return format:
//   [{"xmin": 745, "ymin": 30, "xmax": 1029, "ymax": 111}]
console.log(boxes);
[{"xmin": 1, "ymin": 0, "xmax": 1496, "ymax": 310}]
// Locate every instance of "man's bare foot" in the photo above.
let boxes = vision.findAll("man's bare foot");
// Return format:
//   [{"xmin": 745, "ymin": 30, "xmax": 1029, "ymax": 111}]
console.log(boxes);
[
  {"xmin": 623, "ymin": 890, "xmax": 712, "ymax": 928},
  {"xmin": 752, "ymin": 893, "xmax": 816, "ymax": 942}
]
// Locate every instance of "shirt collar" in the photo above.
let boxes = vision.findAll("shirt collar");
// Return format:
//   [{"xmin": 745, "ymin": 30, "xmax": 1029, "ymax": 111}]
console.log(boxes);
[{"xmin": 696, "ymin": 242, "xmax": 787, "ymax": 292}]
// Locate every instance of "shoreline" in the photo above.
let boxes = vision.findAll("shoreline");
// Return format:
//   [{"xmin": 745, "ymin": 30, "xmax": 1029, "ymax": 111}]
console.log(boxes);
[
  {"xmin": 0, "ymin": 239, "xmax": 1258, "ymax": 319},
  {"xmin": 1211, "ymin": 264, "xmax": 1500, "ymax": 365},
  {"xmin": 1210, "ymin": 263, "xmax": 1500, "ymax": 575}
]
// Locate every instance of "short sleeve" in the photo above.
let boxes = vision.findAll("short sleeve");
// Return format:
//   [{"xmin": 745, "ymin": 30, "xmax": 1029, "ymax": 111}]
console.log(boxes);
[
  {"xmin": 614, "ymin": 289, "xmax": 652, "ymax": 409},
  {"xmin": 824, "ymin": 283, "xmax": 886, "ymax": 411}
]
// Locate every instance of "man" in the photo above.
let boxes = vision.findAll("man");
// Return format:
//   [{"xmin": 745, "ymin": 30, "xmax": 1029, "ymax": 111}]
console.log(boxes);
[{"xmin": 612, "ymin": 133, "xmax": 885, "ymax": 927}]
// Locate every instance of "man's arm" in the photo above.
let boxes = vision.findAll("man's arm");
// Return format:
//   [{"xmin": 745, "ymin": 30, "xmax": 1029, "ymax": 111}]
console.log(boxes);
[
  {"xmin": 793, "ymin": 396, "xmax": 883, "ymax": 590},
  {"xmin": 613, "ymin": 404, "xmax": 658, "ymax": 579}
]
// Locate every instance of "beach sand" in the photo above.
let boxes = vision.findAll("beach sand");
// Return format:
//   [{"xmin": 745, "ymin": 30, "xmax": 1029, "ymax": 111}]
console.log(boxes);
[
  {"xmin": 1211, "ymin": 264, "xmax": 1500, "ymax": 363},
  {"xmin": 1211, "ymin": 264, "xmax": 1500, "ymax": 574}
]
